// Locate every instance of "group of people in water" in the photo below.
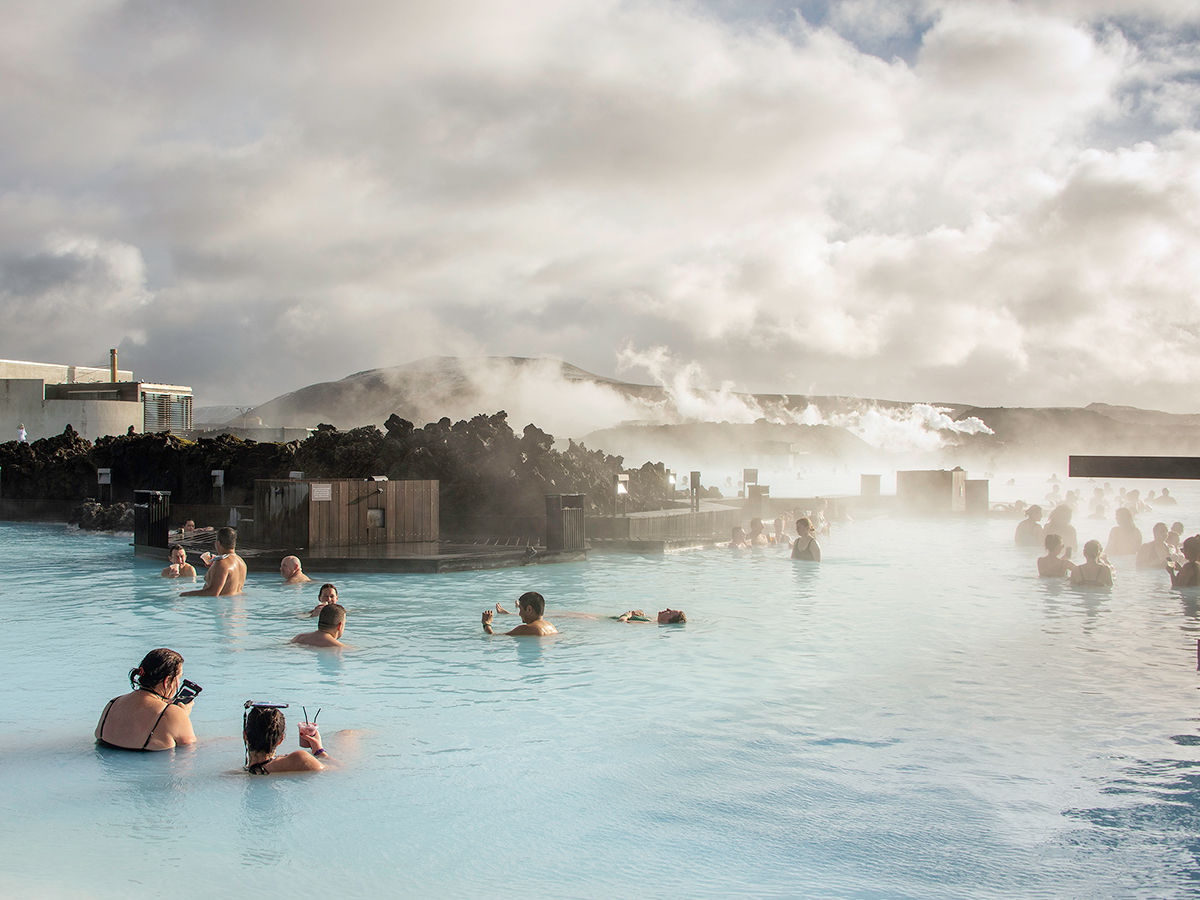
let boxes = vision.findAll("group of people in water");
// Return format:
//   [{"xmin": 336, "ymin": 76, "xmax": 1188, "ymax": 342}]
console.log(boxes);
[
  {"xmin": 1019, "ymin": 483, "xmax": 1197, "ymax": 588},
  {"xmin": 95, "ymin": 648, "xmax": 333, "ymax": 773},
  {"xmin": 104, "ymin": 523, "xmax": 689, "ymax": 768},
  {"xmin": 730, "ymin": 505, "xmax": 829, "ymax": 561}
]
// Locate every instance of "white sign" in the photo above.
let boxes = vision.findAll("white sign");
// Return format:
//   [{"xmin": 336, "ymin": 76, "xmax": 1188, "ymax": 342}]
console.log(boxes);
[{"xmin": 311, "ymin": 483, "xmax": 332, "ymax": 502}]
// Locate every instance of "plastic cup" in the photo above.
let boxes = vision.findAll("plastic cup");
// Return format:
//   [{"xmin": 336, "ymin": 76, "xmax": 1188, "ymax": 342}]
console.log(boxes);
[{"xmin": 298, "ymin": 723, "xmax": 317, "ymax": 747}]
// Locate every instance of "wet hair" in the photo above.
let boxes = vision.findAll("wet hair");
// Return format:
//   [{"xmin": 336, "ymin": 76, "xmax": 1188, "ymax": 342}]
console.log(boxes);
[
  {"xmin": 217, "ymin": 526, "xmax": 237, "ymax": 550},
  {"xmin": 1153, "ymin": 522, "xmax": 1169, "ymax": 539},
  {"xmin": 318, "ymin": 603, "xmax": 346, "ymax": 630},
  {"xmin": 517, "ymin": 591, "xmax": 545, "ymax": 617},
  {"xmin": 1115, "ymin": 507, "xmax": 1134, "ymax": 526},
  {"xmin": 244, "ymin": 706, "xmax": 286, "ymax": 754},
  {"xmin": 129, "ymin": 648, "xmax": 183, "ymax": 691},
  {"xmin": 1184, "ymin": 535, "xmax": 1200, "ymax": 563},
  {"xmin": 318, "ymin": 583, "xmax": 338, "ymax": 601},
  {"xmin": 796, "ymin": 517, "xmax": 813, "ymax": 532},
  {"xmin": 663, "ymin": 610, "xmax": 687, "ymax": 624},
  {"xmin": 1026, "ymin": 505, "xmax": 1043, "ymax": 520},
  {"xmin": 1044, "ymin": 533, "xmax": 1063, "ymax": 551},
  {"xmin": 169, "ymin": 543, "xmax": 184, "ymax": 554},
  {"xmin": 1083, "ymin": 539, "xmax": 1102, "ymax": 561}
]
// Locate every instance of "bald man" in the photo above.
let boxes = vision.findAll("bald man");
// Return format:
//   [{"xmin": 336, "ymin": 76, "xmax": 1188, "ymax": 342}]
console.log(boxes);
[{"xmin": 281, "ymin": 555, "xmax": 313, "ymax": 584}]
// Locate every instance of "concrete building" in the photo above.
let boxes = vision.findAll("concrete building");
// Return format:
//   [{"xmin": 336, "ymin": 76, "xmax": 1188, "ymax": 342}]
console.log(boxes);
[{"xmin": 0, "ymin": 352, "xmax": 193, "ymax": 442}]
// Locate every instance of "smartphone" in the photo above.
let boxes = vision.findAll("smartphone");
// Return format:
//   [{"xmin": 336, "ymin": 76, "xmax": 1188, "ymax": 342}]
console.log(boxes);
[{"xmin": 174, "ymin": 679, "xmax": 203, "ymax": 705}]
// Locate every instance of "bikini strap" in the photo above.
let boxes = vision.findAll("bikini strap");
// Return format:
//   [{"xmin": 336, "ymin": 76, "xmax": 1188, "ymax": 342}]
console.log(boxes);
[
  {"xmin": 97, "ymin": 697, "xmax": 118, "ymax": 743},
  {"xmin": 142, "ymin": 700, "xmax": 172, "ymax": 750}
]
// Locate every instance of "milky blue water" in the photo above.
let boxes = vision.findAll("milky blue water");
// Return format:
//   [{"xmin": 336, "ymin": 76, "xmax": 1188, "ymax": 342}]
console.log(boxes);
[{"xmin": 3, "ymin": 482, "xmax": 1200, "ymax": 898}]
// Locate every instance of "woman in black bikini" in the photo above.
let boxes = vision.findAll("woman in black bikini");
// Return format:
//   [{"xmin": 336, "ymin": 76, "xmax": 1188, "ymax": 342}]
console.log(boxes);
[
  {"xmin": 791, "ymin": 517, "xmax": 822, "ymax": 562},
  {"xmin": 95, "ymin": 648, "xmax": 196, "ymax": 751},
  {"xmin": 244, "ymin": 705, "xmax": 331, "ymax": 774}
]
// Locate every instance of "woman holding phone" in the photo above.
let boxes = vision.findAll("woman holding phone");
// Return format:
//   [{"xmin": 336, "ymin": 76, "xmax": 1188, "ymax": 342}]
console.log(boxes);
[{"xmin": 95, "ymin": 648, "xmax": 198, "ymax": 751}]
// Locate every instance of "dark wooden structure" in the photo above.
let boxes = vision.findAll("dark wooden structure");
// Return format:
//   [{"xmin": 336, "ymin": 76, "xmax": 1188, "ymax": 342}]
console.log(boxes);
[
  {"xmin": 133, "ymin": 489, "xmax": 171, "ymax": 548},
  {"xmin": 1069, "ymin": 456, "xmax": 1200, "ymax": 479},
  {"xmin": 254, "ymin": 478, "xmax": 438, "ymax": 549},
  {"xmin": 545, "ymin": 494, "xmax": 585, "ymax": 552},
  {"xmin": 896, "ymin": 468, "xmax": 967, "ymax": 513}
]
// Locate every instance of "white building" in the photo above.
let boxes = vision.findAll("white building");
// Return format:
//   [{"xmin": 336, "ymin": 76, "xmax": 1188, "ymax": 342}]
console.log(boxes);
[{"xmin": 0, "ymin": 353, "xmax": 193, "ymax": 443}]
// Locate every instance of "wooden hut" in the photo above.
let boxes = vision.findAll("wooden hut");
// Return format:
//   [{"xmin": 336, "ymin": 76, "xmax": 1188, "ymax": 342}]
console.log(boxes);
[{"xmin": 254, "ymin": 478, "xmax": 438, "ymax": 549}]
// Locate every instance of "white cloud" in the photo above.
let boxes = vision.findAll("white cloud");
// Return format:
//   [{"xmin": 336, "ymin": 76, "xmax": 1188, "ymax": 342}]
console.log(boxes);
[{"xmin": 0, "ymin": 1, "xmax": 1198, "ymax": 414}]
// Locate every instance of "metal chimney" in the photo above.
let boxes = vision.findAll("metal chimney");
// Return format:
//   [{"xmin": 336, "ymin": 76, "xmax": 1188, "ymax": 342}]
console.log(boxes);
[{"xmin": 110, "ymin": 348, "xmax": 118, "ymax": 382}]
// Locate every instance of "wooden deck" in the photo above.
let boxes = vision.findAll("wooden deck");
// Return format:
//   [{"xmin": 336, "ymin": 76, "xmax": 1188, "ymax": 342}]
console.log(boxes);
[{"xmin": 140, "ymin": 531, "xmax": 585, "ymax": 574}]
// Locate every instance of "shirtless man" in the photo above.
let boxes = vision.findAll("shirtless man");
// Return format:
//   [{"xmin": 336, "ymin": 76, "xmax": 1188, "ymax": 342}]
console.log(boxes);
[
  {"xmin": 280, "ymin": 555, "xmax": 313, "ymax": 584},
  {"xmin": 161, "ymin": 545, "xmax": 197, "ymax": 579},
  {"xmin": 291, "ymin": 604, "xmax": 347, "ymax": 648},
  {"xmin": 1136, "ymin": 523, "xmax": 1174, "ymax": 569},
  {"xmin": 482, "ymin": 591, "xmax": 558, "ymax": 636},
  {"xmin": 182, "ymin": 526, "xmax": 247, "ymax": 596}
]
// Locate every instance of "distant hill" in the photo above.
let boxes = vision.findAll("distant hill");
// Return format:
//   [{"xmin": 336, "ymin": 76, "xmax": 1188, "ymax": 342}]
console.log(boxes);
[{"xmin": 235, "ymin": 355, "xmax": 1200, "ymax": 473}]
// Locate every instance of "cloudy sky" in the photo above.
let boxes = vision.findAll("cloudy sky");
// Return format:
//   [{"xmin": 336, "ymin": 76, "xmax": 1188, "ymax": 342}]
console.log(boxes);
[{"xmin": 2, "ymin": 0, "xmax": 1199, "ymax": 411}]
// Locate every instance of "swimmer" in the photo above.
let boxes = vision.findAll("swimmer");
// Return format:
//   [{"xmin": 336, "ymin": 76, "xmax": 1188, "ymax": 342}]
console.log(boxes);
[
  {"xmin": 494, "ymin": 603, "xmax": 686, "ymax": 624},
  {"xmin": 791, "ymin": 517, "xmax": 821, "ymax": 561},
  {"xmin": 1167, "ymin": 535, "xmax": 1200, "ymax": 588},
  {"xmin": 730, "ymin": 526, "xmax": 751, "ymax": 550},
  {"xmin": 1037, "ymin": 534, "xmax": 1075, "ymax": 578},
  {"xmin": 160, "ymin": 544, "xmax": 197, "ymax": 579},
  {"xmin": 1044, "ymin": 506, "xmax": 1077, "ymax": 558},
  {"xmin": 291, "ymin": 603, "xmax": 347, "ymax": 648},
  {"xmin": 748, "ymin": 519, "xmax": 770, "ymax": 548},
  {"xmin": 1168, "ymin": 522, "xmax": 1185, "ymax": 550},
  {"xmin": 1071, "ymin": 540, "xmax": 1114, "ymax": 587},
  {"xmin": 243, "ymin": 704, "xmax": 331, "ymax": 774},
  {"xmin": 95, "ymin": 648, "xmax": 197, "ymax": 751},
  {"xmin": 1105, "ymin": 507, "xmax": 1142, "ymax": 557},
  {"xmin": 182, "ymin": 526, "xmax": 247, "ymax": 596},
  {"xmin": 307, "ymin": 582, "xmax": 339, "ymax": 617},
  {"xmin": 482, "ymin": 591, "xmax": 558, "ymax": 636},
  {"xmin": 1136, "ymin": 523, "xmax": 1174, "ymax": 569},
  {"xmin": 1158, "ymin": 488, "xmax": 1178, "ymax": 506},
  {"xmin": 280, "ymin": 555, "xmax": 313, "ymax": 584},
  {"xmin": 1014, "ymin": 505, "xmax": 1044, "ymax": 547},
  {"xmin": 182, "ymin": 519, "xmax": 196, "ymax": 535},
  {"xmin": 614, "ymin": 609, "xmax": 687, "ymax": 624}
]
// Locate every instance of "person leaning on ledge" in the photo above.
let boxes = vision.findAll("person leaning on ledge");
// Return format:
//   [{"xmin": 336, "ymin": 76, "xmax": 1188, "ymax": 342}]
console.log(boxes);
[{"xmin": 182, "ymin": 526, "xmax": 247, "ymax": 597}]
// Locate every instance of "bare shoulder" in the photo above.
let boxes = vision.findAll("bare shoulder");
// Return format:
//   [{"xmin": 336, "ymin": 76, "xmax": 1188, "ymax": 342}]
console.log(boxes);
[{"xmin": 270, "ymin": 750, "xmax": 324, "ymax": 772}]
